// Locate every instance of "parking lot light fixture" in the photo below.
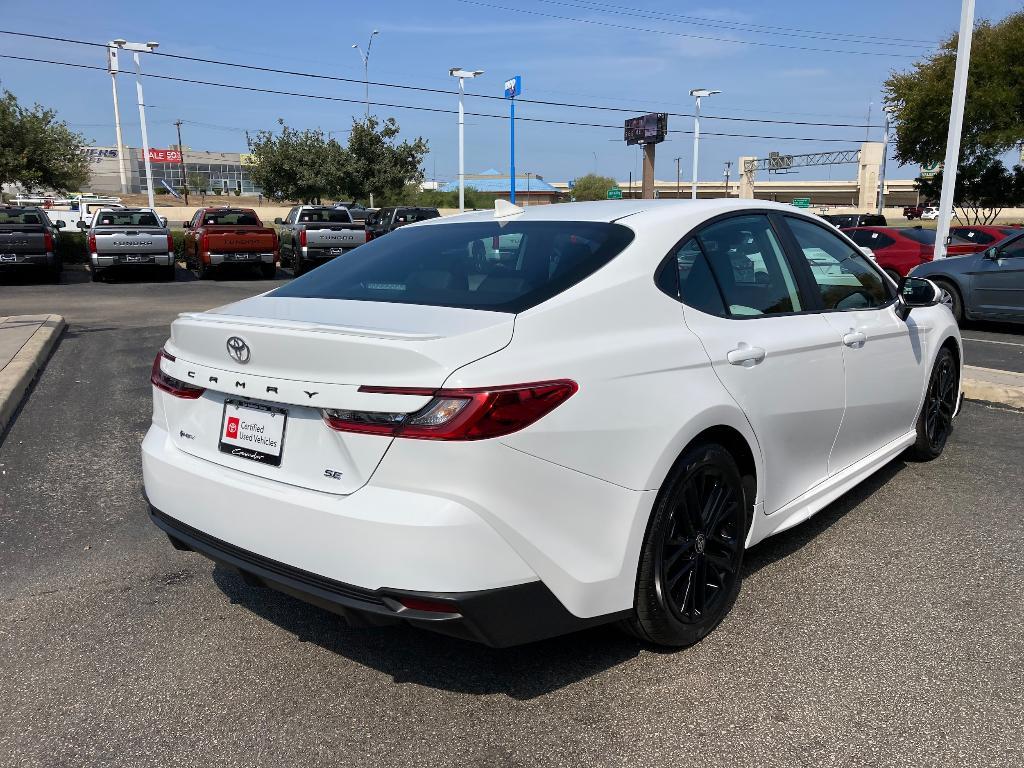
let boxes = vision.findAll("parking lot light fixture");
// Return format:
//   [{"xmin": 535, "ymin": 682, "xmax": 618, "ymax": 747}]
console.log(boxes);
[
  {"xmin": 113, "ymin": 39, "xmax": 159, "ymax": 209},
  {"xmin": 689, "ymin": 88, "xmax": 721, "ymax": 200},
  {"xmin": 353, "ymin": 30, "xmax": 379, "ymax": 122},
  {"xmin": 449, "ymin": 68, "xmax": 485, "ymax": 213}
]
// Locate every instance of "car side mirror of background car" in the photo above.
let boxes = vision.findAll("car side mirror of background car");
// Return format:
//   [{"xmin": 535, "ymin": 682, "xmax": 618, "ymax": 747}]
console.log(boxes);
[
  {"xmin": 182, "ymin": 221, "xmax": 191, "ymax": 229},
  {"xmin": 160, "ymin": 217, "xmax": 168, "ymax": 227},
  {"xmin": 983, "ymin": 246, "xmax": 999, "ymax": 260},
  {"xmin": 53, "ymin": 220, "xmax": 66, "ymax": 229},
  {"xmin": 76, "ymin": 220, "xmax": 88, "ymax": 230},
  {"xmin": 859, "ymin": 246, "xmax": 875, "ymax": 259},
  {"xmin": 896, "ymin": 276, "xmax": 941, "ymax": 320},
  {"xmin": 274, "ymin": 217, "xmax": 283, "ymax": 224}
]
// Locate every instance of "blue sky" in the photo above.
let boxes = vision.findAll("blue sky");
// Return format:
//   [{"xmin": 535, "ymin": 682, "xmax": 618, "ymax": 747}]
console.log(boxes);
[{"xmin": 0, "ymin": 0, "xmax": 1018, "ymax": 185}]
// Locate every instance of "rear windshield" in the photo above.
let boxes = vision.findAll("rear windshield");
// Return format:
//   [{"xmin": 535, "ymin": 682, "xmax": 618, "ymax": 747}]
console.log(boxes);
[
  {"xmin": 900, "ymin": 229, "xmax": 936, "ymax": 245},
  {"xmin": 0, "ymin": 209, "xmax": 43, "ymax": 225},
  {"xmin": 270, "ymin": 221, "xmax": 635, "ymax": 313},
  {"xmin": 202, "ymin": 210, "xmax": 260, "ymax": 226},
  {"xmin": 94, "ymin": 211, "xmax": 160, "ymax": 227},
  {"xmin": 298, "ymin": 209, "xmax": 351, "ymax": 223}
]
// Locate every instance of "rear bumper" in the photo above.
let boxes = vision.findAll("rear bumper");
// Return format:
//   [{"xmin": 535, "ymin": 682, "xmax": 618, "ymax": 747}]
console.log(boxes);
[
  {"xmin": 150, "ymin": 506, "xmax": 620, "ymax": 647},
  {"xmin": 92, "ymin": 253, "xmax": 173, "ymax": 268},
  {"xmin": 208, "ymin": 252, "xmax": 275, "ymax": 265},
  {"xmin": 0, "ymin": 253, "xmax": 56, "ymax": 268},
  {"xmin": 304, "ymin": 245, "xmax": 362, "ymax": 260}
]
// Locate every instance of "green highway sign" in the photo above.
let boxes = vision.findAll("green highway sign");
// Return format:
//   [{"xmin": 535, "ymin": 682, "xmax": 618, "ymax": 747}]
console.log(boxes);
[
  {"xmin": 607, "ymin": 187, "xmax": 623, "ymax": 199},
  {"xmin": 791, "ymin": 197, "xmax": 811, "ymax": 208},
  {"xmin": 920, "ymin": 161, "xmax": 943, "ymax": 179}
]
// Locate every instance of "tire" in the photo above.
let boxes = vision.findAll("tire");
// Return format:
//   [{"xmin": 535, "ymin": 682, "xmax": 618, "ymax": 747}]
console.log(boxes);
[
  {"xmin": 883, "ymin": 268, "xmax": 902, "ymax": 286},
  {"xmin": 624, "ymin": 443, "xmax": 748, "ymax": 647},
  {"xmin": 933, "ymin": 278, "xmax": 963, "ymax": 323},
  {"xmin": 197, "ymin": 256, "xmax": 213, "ymax": 280},
  {"xmin": 161, "ymin": 264, "xmax": 176, "ymax": 282},
  {"xmin": 91, "ymin": 267, "xmax": 103, "ymax": 283},
  {"xmin": 294, "ymin": 251, "xmax": 306, "ymax": 276},
  {"xmin": 259, "ymin": 262, "xmax": 277, "ymax": 279},
  {"xmin": 908, "ymin": 346, "xmax": 958, "ymax": 461}
]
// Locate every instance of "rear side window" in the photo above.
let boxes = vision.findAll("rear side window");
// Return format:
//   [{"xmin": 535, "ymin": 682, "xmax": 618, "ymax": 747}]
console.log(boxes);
[
  {"xmin": 657, "ymin": 238, "xmax": 727, "ymax": 317},
  {"xmin": 695, "ymin": 215, "xmax": 802, "ymax": 316},
  {"xmin": 270, "ymin": 221, "xmax": 635, "ymax": 313},
  {"xmin": 848, "ymin": 229, "xmax": 896, "ymax": 249},
  {"xmin": 900, "ymin": 229, "xmax": 936, "ymax": 245}
]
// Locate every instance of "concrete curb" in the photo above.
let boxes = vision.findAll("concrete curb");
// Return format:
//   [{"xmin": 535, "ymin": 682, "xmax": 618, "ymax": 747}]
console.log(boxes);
[
  {"xmin": 963, "ymin": 365, "xmax": 1024, "ymax": 410},
  {"xmin": 0, "ymin": 314, "xmax": 66, "ymax": 437}
]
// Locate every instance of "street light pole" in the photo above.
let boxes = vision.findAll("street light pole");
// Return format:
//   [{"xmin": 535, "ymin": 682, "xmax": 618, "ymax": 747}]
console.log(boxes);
[
  {"xmin": 113, "ymin": 40, "xmax": 159, "ymax": 209},
  {"xmin": 352, "ymin": 30, "xmax": 379, "ymax": 122},
  {"xmin": 724, "ymin": 160, "xmax": 732, "ymax": 198},
  {"xmin": 674, "ymin": 156, "xmax": 681, "ymax": 198},
  {"xmin": 877, "ymin": 110, "xmax": 891, "ymax": 215},
  {"xmin": 449, "ymin": 68, "xmax": 484, "ymax": 213},
  {"xmin": 689, "ymin": 88, "xmax": 721, "ymax": 200},
  {"xmin": 174, "ymin": 119, "xmax": 189, "ymax": 206},
  {"xmin": 935, "ymin": 0, "xmax": 975, "ymax": 259},
  {"xmin": 106, "ymin": 44, "xmax": 128, "ymax": 194}
]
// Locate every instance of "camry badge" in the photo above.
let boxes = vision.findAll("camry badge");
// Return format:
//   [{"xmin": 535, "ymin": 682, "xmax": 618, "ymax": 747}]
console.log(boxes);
[{"xmin": 226, "ymin": 336, "xmax": 251, "ymax": 364}]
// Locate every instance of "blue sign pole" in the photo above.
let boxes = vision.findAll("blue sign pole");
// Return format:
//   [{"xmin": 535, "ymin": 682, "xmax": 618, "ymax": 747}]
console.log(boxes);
[{"xmin": 504, "ymin": 76, "xmax": 521, "ymax": 205}]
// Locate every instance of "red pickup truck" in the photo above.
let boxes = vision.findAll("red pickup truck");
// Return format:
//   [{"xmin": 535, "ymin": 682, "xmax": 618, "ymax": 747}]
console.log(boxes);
[{"xmin": 183, "ymin": 207, "xmax": 278, "ymax": 279}]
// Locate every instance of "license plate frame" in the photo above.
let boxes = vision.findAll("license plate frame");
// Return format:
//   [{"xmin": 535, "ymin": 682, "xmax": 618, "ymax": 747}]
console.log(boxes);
[
  {"xmin": 218, "ymin": 398, "xmax": 288, "ymax": 467},
  {"xmin": 0, "ymin": 254, "xmax": 17, "ymax": 262},
  {"xmin": 329, "ymin": 247, "xmax": 345, "ymax": 255}
]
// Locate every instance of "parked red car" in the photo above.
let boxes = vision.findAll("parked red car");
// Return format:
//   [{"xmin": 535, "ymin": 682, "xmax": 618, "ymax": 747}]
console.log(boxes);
[
  {"xmin": 842, "ymin": 226, "xmax": 980, "ymax": 280},
  {"xmin": 949, "ymin": 225, "xmax": 1022, "ymax": 248}
]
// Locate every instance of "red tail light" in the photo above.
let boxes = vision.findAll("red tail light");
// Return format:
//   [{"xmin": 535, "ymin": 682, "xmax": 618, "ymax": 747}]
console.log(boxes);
[
  {"xmin": 199, "ymin": 232, "xmax": 209, "ymax": 253},
  {"xmin": 151, "ymin": 349, "xmax": 204, "ymax": 399},
  {"xmin": 88, "ymin": 232, "xmax": 97, "ymax": 253},
  {"xmin": 44, "ymin": 230, "xmax": 54, "ymax": 252},
  {"xmin": 299, "ymin": 229, "xmax": 307, "ymax": 248},
  {"xmin": 322, "ymin": 380, "xmax": 578, "ymax": 440},
  {"xmin": 365, "ymin": 228, "xmax": 374, "ymax": 242},
  {"xmin": 166, "ymin": 234, "xmax": 174, "ymax": 253}
]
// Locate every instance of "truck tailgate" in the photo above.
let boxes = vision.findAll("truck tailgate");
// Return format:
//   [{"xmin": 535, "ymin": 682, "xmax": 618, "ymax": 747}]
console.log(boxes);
[
  {"xmin": 94, "ymin": 230, "xmax": 169, "ymax": 254},
  {"xmin": 207, "ymin": 230, "xmax": 277, "ymax": 253}
]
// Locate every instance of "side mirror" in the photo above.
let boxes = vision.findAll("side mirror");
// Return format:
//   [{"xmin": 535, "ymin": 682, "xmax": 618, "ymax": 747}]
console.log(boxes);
[
  {"xmin": 182, "ymin": 221, "xmax": 191, "ymax": 229},
  {"xmin": 77, "ymin": 220, "xmax": 88, "ymax": 230},
  {"xmin": 896, "ymin": 276, "xmax": 941, "ymax": 320},
  {"xmin": 274, "ymin": 217, "xmax": 283, "ymax": 224},
  {"xmin": 983, "ymin": 246, "xmax": 999, "ymax": 260},
  {"xmin": 159, "ymin": 217, "xmax": 168, "ymax": 228},
  {"xmin": 859, "ymin": 246, "xmax": 875, "ymax": 259},
  {"xmin": 53, "ymin": 220, "xmax": 66, "ymax": 229}
]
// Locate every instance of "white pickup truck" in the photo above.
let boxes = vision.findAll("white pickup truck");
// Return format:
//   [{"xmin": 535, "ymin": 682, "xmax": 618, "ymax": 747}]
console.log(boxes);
[{"xmin": 274, "ymin": 205, "xmax": 367, "ymax": 275}]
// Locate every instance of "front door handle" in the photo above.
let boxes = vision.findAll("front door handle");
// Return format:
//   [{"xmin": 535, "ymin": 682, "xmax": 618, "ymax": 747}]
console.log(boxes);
[
  {"xmin": 727, "ymin": 345, "xmax": 766, "ymax": 366},
  {"xmin": 842, "ymin": 331, "xmax": 866, "ymax": 347}
]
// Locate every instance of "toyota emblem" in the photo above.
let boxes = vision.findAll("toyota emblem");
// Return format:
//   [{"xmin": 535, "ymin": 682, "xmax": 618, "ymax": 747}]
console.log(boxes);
[{"xmin": 226, "ymin": 336, "xmax": 251, "ymax": 364}]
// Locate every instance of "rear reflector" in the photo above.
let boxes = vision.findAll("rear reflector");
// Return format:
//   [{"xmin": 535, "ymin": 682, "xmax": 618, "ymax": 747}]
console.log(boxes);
[
  {"xmin": 150, "ymin": 349, "xmax": 205, "ymax": 399},
  {"xmin": 323, "ymin": 380, "xmax": 578, "ymax": 440},
  {"xmin": 395, "ymin": 596, "xmax": 458, "ymax": 613}
]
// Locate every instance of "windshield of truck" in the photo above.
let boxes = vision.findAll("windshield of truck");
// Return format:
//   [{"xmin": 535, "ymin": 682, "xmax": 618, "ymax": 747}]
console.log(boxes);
[
  {"xmin": 95, "ymin": 211, "xmax": 161, "ymax": 227},
  {"xmin": 202, "ymin": 210, "xmax": 260, "ymax": 226},
  {"xmin": 270, "ymin": 220, "xmax": 635, "ymax": 313},
  {"xmin": 0, "ymin": 209, "xmax": 43, "ymax": 225},
  {"xmin": 298, "ymin": 209, "xmax": 351, "ymax": 223}
]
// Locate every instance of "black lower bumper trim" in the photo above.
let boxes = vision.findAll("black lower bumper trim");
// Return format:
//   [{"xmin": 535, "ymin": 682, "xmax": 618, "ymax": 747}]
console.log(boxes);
[{"xmin": 149, "ymin": 507, "xmax": 626, "ymax": 647}]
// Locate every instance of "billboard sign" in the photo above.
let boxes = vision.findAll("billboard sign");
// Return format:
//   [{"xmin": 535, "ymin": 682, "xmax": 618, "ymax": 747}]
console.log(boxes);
[
  {"xmin": 920, "ymin": 161, "xmax": 943, "ymax": 179},
  {"xmin": 624, "ymin": 113, "xmax": 668, "ymax": 146},
  {"xmin": 82, "ymin": 147, "xmax": 119, "ymax": 163},
  {"xmin": 148, "ymin": 148, "xmax": 182, "ymax": 164},
  {"xmin": 503, "ymin": 75, "xmax": 521, "ymax": 99}
]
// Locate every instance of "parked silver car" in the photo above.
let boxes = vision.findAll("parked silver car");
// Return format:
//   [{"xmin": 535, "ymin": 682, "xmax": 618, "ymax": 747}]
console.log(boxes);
[{"xmin": 911, "ymin": 231, "xmax": 1024, "ymax": 324}]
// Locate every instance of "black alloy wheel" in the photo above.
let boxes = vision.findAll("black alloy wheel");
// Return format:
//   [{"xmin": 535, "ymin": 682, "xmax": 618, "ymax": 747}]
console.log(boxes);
[
  {"xmin": 627, "ymin": 443, "xmax": 747, "ymax": 647},
  {"xmin": 910, "ymin": 347, "xmax": 958, "ymax": 460}
]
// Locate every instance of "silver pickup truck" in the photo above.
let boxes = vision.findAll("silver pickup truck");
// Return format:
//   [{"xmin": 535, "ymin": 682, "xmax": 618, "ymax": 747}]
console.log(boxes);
[
  {"xmin": 275, "ymin": 205, "xmax": 366, "ymax": 275},
  {"xmin": 82, "ymin": 208, "xmax": 175, "ymax": 282}
]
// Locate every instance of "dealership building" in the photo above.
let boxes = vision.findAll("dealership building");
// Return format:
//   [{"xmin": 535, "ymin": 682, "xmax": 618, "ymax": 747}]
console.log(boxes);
[{"xmin": 83, "ymin": 145, "xmax": 262, "ymax": 196}]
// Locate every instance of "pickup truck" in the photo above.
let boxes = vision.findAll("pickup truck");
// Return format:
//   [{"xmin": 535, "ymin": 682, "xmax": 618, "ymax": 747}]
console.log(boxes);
[
  {"xmin": 275, "ymin": 205, "xmax": 366, "ymax": 275},
  {"xmin": 904, "ymin": 205, "xmax": 926, "ymax": 220},
  {"xmin": 50, "ymin": 200, "xmax": 127, "ymax": 230},
  {"xmin": 183, "ymin": 207, "xmax": 278, "ymax": 279},
  {"xmin": 82, "ymin": 207, "xmax": 175, "ymax": 282},
  {"xmin": 0, "ymin": 205, "xmax": 65, "ymax": 282},
  {"xmin": 365, "ymin": 206, "xmax": 441, "ymax": 241}
]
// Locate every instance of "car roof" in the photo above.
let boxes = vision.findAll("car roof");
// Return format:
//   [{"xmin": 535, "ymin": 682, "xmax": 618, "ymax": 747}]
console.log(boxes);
[{"xmin": 413, "ymin": 198, "xmax": 808, "ymax": 229}]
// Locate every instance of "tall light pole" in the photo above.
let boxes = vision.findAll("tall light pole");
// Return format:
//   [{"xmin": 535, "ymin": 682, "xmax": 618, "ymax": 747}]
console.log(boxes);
[
  {"xmin": 113, "ymin": 39, "xmax": 159, "ymax": 209},
  {"xmin": 935, "ymin": 0, "xmax": 975, "ymax": 259},
  {"xmin": 449, "ymin": 68, "xmax": 484, "ymax": 213},
  {"xmin": 106, "ymin": 43, "xmax": 128, "ymax": 194},
  {"xmin": 689, "ymin": 88, "xmax": 720, "ymax": 200},
  {"xmin": 352, "ymin": 30, "xmax": 379, "ymax": 122},
  {"xmin": 674, "ymin": 156, "xmax": 682, "ymax": 198},
  {"xmin": 724, "ymin": 160, "xmax": 732, "ymax": 198},
  {"xmin": 877, "ymin": 109, "xmax": 891, "ymax": 215}
]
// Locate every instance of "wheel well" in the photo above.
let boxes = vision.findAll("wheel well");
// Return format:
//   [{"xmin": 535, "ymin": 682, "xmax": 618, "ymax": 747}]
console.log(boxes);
[
  {"xmin": 687, "ymin": 425, "xmax": 758, "ymax": 525},
  {"xmin": 940, "ymin": 335, "xmax": 961, "ymax": 371}
]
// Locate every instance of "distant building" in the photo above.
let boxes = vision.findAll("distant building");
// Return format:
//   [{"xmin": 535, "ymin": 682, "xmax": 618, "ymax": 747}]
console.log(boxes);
[
  {"xmin": 82, "ymin": 146, "xmax": 262, "ymax": 196},
  {"xmin": 440, "ymin": 169, "xmax": 561, "ymax": 204}
]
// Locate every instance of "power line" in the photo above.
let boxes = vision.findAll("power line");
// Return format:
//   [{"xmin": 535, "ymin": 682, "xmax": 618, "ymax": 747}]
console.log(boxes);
[
  {"xmin": 534, "ymin": 0, "xmax": 940, "ymax": 47},
  {"xmin": 454, "ymin": 0, "xmax": 927, "ymax": 57},
  {"xmin": 0, "ymin": 29, "xmax": 886, "ymax": 128},
  {"xmin": 0, "ymin": 52, "xmax": 870, "ymax": 144}
]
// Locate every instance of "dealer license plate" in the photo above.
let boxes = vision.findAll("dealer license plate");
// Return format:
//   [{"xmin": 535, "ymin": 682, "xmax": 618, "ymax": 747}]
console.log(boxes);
[
  {"xmin": 329, "ymin": 247, "xmax": 345, "ymax": 255},
  {"xmin": 0, "ymin": 254, "xmax": 17, "ymax": 262},
  {"xmin": 218, "ymin": 399, "xmax": 288, "ymax": 466}
]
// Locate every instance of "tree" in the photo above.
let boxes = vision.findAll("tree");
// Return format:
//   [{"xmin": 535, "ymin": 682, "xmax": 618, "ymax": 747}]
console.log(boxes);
[
  {"xmin": 343, "ymin": 117, "xmax": 428, "ymax": 203},
  {"xmin": 246, "ymin": 120, "xmax": 347, "ymax": 203},
  {"xmin": 916, "ymin": 154, "xmax": 1024, "ymax": 224},
  {"xmin": 0, "ymin": 89, "xmax": 88, "ymax": 194},
  {"xmin": 570, "ymin": 174, "xmax": 617, "ymax": 201},
  {"xmin": 186, "ymin": 171, "xmax": 207, "ymax": 194},
  {"xmin": 884, "ymin": 12, "xmax": 1024, "ymax": 165}
]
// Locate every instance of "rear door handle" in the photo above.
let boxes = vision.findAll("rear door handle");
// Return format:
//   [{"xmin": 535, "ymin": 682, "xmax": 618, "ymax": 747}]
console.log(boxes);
[
  {"xmin": 727, "ymin": 346, "xmax": 766, "ymax": 366},
  {"xmin": 842, "ymin": 331, "xmax": 866, "ymax": 347}
]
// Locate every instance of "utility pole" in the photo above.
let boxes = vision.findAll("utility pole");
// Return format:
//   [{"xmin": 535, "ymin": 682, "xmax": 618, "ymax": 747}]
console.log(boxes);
[
  {"xmin": 674, "ymin": 157, "xmax": 682, "ymax": 198},
  {"xmin": 351, "ymin": 30, "xmax": 379, "ymax": 122},
  {"xmin": 689, "ymin": 88, "xmax": 721, "ymax": 200},
  {"xmin": 723, "ymin": 161, "xmax": 732, "ymax": 198},
  {"xmin": 935, "ymin": 0, "xmax": 975, "ymax": 259},
  {"xmin": 106, "ymin": 44, "xmax": 128, "ymax": 194},
  {"xmin": 449, "ymin": 68, "xmax": 484, "ymax": 213},
  {"xmin": 174, "ymin": 120, "xmax": 189, "ymax": 206}
]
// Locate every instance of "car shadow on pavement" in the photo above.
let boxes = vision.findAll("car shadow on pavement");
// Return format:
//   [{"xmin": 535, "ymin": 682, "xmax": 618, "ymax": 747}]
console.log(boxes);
[{"xmin": 211, "ymin": 565, "xmax": 642, "ymax": 699}]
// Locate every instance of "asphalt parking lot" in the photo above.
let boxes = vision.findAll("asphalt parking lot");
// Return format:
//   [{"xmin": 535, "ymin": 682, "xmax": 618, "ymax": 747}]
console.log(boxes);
[{"xmin": 1, "ymin": 270, "xmax": 1023, "ymax": 767}]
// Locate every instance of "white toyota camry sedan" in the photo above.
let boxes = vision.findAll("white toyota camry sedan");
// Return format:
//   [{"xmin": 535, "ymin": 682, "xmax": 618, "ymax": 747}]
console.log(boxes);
[{"xmin": 143, "ymin": 199, "xmax": 962, "ymax": 648}]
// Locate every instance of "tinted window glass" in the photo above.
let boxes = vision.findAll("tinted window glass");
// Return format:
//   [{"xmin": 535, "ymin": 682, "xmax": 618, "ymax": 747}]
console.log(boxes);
[
  {"xmin": 270, "ymin": 221, "xmax": 635, "ymax": 313},
  {"xmin": 900, "ymin": 229, "xmax": 936, "ymax": 245},
  {"xmin": 0, "ymin": 209, "xmax": 42, "ymax": 224},
  {"xmin": 94, "ymin": 211, "xmax": 160, "ymax": 227},
  {"xmin": 848, "ymin": 229, "xmax": 895, "ymax": 249},
  {"xmin": 673, "ymin": 239, "xmax": 726, "ymax": 316},
  {"xmin": 1000, "ymin": 233, "xmax": 1024, "ymax": 257},
  {"xmin": 297, "ymin": 208, "xmax": 351, "ymax": 223},
  {"xmin": 952, "ymin": 227, "xmax": 994, "ymax": 244},
  {"xmin": 202, "ymin": 209, "xmax": 260, "ymax": 226},
  {"xmin": 786, "ymin": 217, "xmax": 891, "ymax": 310},
  {"xmin": 696, "ymin": 215, "xmax": 802, "ymax": 316}
]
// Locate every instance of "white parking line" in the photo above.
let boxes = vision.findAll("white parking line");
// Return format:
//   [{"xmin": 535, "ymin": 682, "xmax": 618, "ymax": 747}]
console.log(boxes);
[{"xmin": 961, "ymin": 336, "xmax": 1024, "ymax": 348}]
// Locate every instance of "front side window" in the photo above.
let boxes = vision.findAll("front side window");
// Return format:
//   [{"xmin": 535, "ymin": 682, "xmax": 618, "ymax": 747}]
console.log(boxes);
[
  {"xmin": 695, "ymin": 215, "xmax": 802, "ymax": 316},
  {"xmin": 270, "ymin": 221, "xmax": 635, "ymax": 313},
  {"xmin": 999, "ymin": 233, "xmax": 1024, "ymax": 257},
  {"xmin": 785, "ymin": 217, "xmax": 891, "ymax": 311}
]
